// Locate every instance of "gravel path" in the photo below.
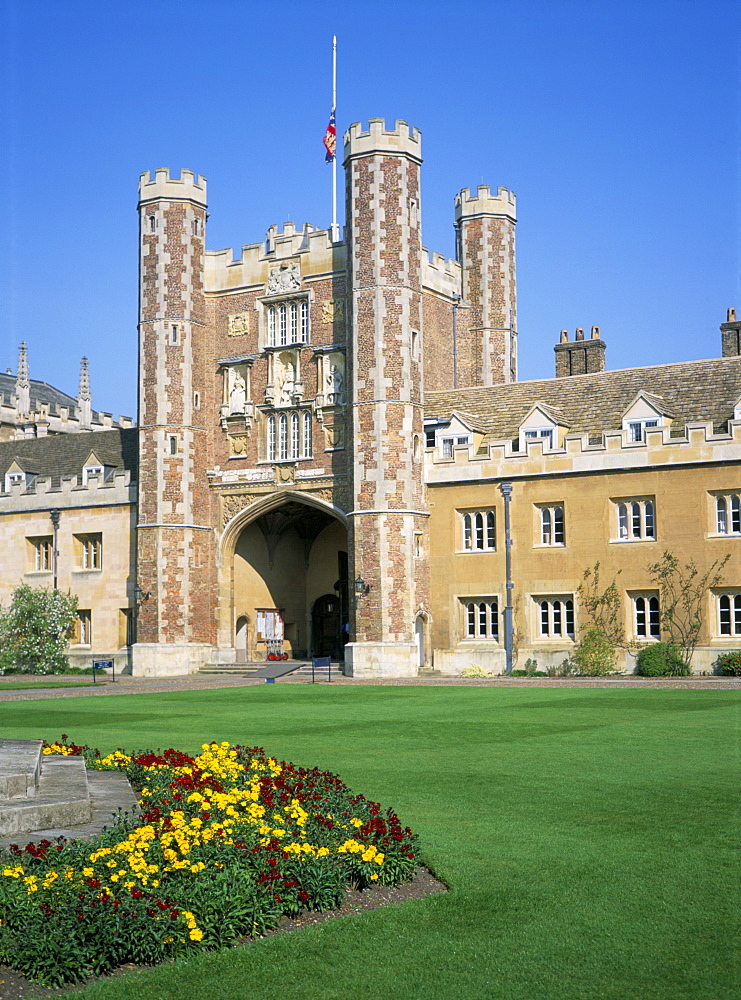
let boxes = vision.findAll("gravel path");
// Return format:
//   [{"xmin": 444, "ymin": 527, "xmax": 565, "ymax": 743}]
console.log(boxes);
[{"xmin": 0, "ymin": 673, "xmax": 738, "ymax": 702}]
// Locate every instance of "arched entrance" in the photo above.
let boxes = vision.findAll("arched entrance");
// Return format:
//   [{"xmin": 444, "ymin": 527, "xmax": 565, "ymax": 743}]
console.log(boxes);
[
  {"xmin": 414, "ymin": 613, "xmax": 429, "ymax": 668},
  {"xmin": 235, "ymin": 616, "xmax": 248, "ymax": 663},
  {"xmin": 223, "ymin": 495, "xmax": 348, "ymax": 662}
]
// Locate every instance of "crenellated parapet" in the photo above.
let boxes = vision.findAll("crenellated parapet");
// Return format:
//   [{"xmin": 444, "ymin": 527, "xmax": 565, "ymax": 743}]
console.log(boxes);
[
  {"xmin": 204, "ymin": 224, "xmax": 343, "ymax": 292},
  {"xmin": 0, "ymin": 470, "xmax": 135, "ymax": 512},
  {"xmin": 426, "ymin": 418, "xmax": 741, "ymax": 484},
  {"xmin": 138, "ymin": 168, "xmax": 207, "ymax": 207},
  {"xmin": 423, "ymin": 250, "xmax": 462, "ymax": 299},
  {"xmin": 343, "ymin": 118, "xmax": 422, "ymax": 163},
  {"xmin": 455, "ymin": 185, "xmax": 517, "ymax": 223}
]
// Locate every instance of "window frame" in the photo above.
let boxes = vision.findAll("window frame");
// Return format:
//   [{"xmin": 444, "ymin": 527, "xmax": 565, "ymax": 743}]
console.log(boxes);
[
  {"xmin": 626, "ymin": 418, "xmax": 660, "ymax": 442},
  {"xmin": 717, "ymin": 591, "xmax": 741, "ymax": 637},
  {"xmin": 614, "ymin": 498, "xmax": 656, "ymax": 542},
  {"xmin": 74, "ymin": 610, "xmax": 92, "ymax": 646},
  {"xmin": 534, "ymin": 596, "xmax": 575, "ymax": 641},
  {"xmin": 632, "ymin": 592, "xmax": 661, "ymax": 639},
  {"xmin": 537, "ymin": 504, "xmax": 565, "ymax": 546},
  {"xmin": 462, "ymin": 598, "xmax": 500, "ymax": 641},
  {"xmin": 459, "ymin": 509, "xmax": 496, "ymax": 552},
  {"xmin": 714, "ymin": 493, "xmax": 741, "ymax": 536},
  {"xmin": 75, "ymin": 533, "xmax": 102, "ymax": 572}
]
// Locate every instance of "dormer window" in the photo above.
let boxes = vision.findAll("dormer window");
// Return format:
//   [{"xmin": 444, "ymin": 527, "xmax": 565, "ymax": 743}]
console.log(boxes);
[
  {"xmin": 4, "ymin": 471, "xmax": 26, "ymax": 492},
  {"xmin": 519, "ymin": 403, "xmax": 566, "ymax": 452},
  {"xmin": 622, "ymin": 392, "xmax": 671, "ymax": 442},
  {"xmin": 627, "ymin": 419, "xmax": 660, "ymax": 442},
  {"xmin": 426, "ymin": 413, "xmax": 478, "ymax": 457},
  {"xmin": 82, "ymin": 465, "xmax": 104, "ymax": 485},
  {"xmin": 441, "ymin": 434, "xmax": 471, "ymax": 458},
  {"xmin": 524, "ymin": 427, "xmax": 553, "ymax": 447}
]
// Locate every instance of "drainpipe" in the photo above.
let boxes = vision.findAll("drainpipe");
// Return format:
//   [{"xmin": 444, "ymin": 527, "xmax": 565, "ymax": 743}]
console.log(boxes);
[
  {"xmin": 452, "ymin": 296, "xmax": 460, "ymax": 389},
  {"xmin": 50, "ymin": 509, "xmax": 60, "ymax": 591},
  {"xmin": 500, "ymin": 482, "xmax": 514, "ymax": 674}
]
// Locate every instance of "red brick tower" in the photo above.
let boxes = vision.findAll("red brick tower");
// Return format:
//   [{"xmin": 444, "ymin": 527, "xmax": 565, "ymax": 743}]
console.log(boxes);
[
  {"xmin": 134, "ymin": 169, "xmax": 214, "ymax": 675},
  {"xmin": 343, "ymin": 120, "xmax": 430, "ymax": 677},
  {"xmin": 454, "ymin": 185, "xmax": 517, "ymax": 386}
]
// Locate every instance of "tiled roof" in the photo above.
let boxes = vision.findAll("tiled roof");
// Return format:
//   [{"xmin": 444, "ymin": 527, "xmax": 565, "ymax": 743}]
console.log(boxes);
[
  {"xmin": 424, "ymin": 357, "xmax": 741, "ymax": 449},
  {"xmin": 0, "ymin": 372, "xmax": 77, "ymax": 412},
  {"xmin": 0, "ymin": 429, "xmax": 138, "ymax": 487}
]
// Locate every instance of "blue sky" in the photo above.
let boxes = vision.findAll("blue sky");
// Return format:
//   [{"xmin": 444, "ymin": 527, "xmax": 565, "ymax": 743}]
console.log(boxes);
[{"xmin": 1, "ymin": 0, "xmax": 738, "ymax": 421}]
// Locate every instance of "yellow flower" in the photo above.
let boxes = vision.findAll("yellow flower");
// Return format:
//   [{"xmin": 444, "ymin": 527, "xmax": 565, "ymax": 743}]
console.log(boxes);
[
  {"xmin": 189, "ymin": 927, "xmax": 204, "ymax": 941},
  {"xmin": 82, "ymin": 867, "xmax": 94, "ymax": 877}
]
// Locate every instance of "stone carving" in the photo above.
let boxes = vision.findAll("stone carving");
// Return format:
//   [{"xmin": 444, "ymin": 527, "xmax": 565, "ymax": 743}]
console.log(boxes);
[
  {"xmin": 276, "ymin": 465, "xmax": 296, "ymax": 484},
  {"xmin": 321, "ymin": 299, "xmax": 345, "ymax": 324},
  {"xmin": 323, "ymin": 424, "xmax": 345, "ymax": 450},
  {"xmin": 227, "ymin": 312, "xmax": 250, "ymax": 337},
  {"xmin": 222, "ymin": 492, "xmax": 255, "ymax": 527},
  {"xmin": 228, "ymin": 434, "xmax": 250, "ymax": 457},
  {"xmin": 267, "ymin": 262, "xmax": 301, "ymax": 295}
]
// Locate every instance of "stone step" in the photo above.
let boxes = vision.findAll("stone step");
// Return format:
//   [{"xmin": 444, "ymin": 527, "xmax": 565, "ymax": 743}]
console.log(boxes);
[
  {"xmin": 0, "ymin": 739, "xmax": 43, "ymax": 800},
  {"xmin": 0, "ymin": 770, "xmax": 139, "ymax": 851},
  {"xmin": 0, "ymin": 755, "xmax": 92, "ymax": 837}
]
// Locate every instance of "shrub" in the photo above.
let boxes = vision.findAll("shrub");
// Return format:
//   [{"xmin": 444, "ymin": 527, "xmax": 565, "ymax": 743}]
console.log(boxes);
[
  {"xmin": 715, "ymin": 651, "xmax": 741, "ymax": 676},
  {"xmin": 636, "ymin": 642, "xmax": 689, "ymax": 677},
  {"xmin": 572, "ymin": 628, "xmax": 617, "ymax": 676},
  {"xmin": 0, "ymin": 585, "xmax": 78, "ymax": 675},
  {"xmin": 461, "ymin": 665, "xmax": 493, "ymax": 678}
]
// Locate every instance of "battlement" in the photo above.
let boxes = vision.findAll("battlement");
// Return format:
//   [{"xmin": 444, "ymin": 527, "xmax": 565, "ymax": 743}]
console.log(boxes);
[
  {"xmin": 423, "ymin": 250, "xmax": 462, "ymax": 298},
  {"xmin": 0, "ymin": 469, "xmax": 135, "ymax": 512},
  {"xmin": 343, "ymin": 119, "xmax": 422, "ymax": 163},
  {"xmin": 138, "ymin": 168, "xmax": 207, "ymax": 207},
  {"xmin": 427, "ymin": 418, "xmax": 741, "ymax": 485},
  {"xmin": 454, "ymin": 185, "xmax": 516, "ymax": 223},
  {"xmin": 204, "ymin": 224, "xmax": 343, "ymax": 292}
]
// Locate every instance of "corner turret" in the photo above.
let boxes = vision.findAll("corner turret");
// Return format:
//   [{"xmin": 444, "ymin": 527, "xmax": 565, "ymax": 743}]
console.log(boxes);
[{"xmin": 454, "ymin": 185, "xmax": 517, "ymax": 386}]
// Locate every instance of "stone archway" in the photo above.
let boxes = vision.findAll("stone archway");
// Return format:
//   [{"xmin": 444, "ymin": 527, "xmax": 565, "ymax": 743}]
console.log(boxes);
[{"xmin": 219, "ymin": 493, "xmax": 348, "ymax": 662}]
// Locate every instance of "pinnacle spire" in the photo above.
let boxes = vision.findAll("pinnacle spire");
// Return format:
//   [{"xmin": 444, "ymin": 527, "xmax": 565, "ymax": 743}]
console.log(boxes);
[
  {"xmin": 15, "ymin": 343, "xmax": 30, "ymax": 419},
  {"xmin": 77, "ymin": 356, "xmax": 92, "ymax": 427}
]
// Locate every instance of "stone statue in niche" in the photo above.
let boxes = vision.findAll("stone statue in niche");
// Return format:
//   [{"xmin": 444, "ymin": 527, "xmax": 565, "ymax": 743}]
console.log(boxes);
[
  {"xmin": 227, "ymin": 312, "xmax": 250, "ymax": 337},
  {"xmin": 267, "ymin": 262, "xmax": 301, "ymax": 295},
  {"xmin": 277, "ymin": 353, "xmax": 296, "ymax": 405},
  {"xmin": 327, "ymin": 364, "xmax": 344, "ymax": 394},
  {"xmin": 325, "ymin": 352, "xmax": 345, "ymax": 403},
  {"xmin": 229, "ymin": 369, "xmax": 246, "ymax": 414}
]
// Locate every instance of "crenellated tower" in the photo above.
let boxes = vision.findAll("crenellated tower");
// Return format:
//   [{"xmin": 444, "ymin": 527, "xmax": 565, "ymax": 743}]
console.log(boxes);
[
  {"xmin": 343, "ymin": 119, "xmax": 430, "ymax": 677},
  {"xmin": 134, "ymin": 169, "xmax": 214, "ymax": 674},
  {"xmin": 454, "ymin": 185, "xmax": 517, "ymax": 386}
]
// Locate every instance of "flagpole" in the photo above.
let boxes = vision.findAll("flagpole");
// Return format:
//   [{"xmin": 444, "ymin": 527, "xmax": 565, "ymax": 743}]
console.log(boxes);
[{"xmin": 331, "ymin": 35, "xmax": 339, "ymax": 243}]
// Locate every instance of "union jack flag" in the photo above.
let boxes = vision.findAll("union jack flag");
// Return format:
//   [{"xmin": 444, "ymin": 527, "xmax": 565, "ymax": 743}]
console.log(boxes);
[{"xmin": 323, "ymin": 107, "xmax": 336, "ymax": 162}]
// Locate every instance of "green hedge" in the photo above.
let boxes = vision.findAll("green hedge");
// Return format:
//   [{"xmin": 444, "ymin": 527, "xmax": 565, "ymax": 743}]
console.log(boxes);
[{"xmin": 636, "ymin": 643, "xmax": 689, "ymax": 677}]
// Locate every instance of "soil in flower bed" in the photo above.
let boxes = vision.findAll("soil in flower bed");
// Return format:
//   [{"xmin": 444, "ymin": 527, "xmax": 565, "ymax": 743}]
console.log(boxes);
[{"xmin": 0, "ymin": 865, "xmax": 446, "ymax": 999}]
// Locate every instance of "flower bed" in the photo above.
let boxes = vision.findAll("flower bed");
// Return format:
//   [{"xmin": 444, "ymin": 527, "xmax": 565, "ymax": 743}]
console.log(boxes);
[{"xmin": 0, "ymin": 738, "xmax": 419, "ymax": 986}]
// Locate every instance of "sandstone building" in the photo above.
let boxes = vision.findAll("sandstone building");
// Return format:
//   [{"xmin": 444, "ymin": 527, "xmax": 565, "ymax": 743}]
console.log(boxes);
[{"xmin": 0, "ymin": 119, "xmax": 739, "ymax": 676}]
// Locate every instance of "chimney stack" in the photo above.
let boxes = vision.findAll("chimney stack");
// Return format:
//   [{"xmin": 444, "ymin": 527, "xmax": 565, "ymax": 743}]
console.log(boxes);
[
  {"xmin": 721, "ymin": 307, "xmax": 740, "ymax": 357},
  {"xmin": 554, "ymin": 326, "xmax": 606, "ymax": 377}
]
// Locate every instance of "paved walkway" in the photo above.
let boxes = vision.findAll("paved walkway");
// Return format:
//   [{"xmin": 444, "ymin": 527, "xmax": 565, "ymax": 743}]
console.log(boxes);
[{"xmin": 0, "ymin": 671, "xmax": 738, "ymax": 701}]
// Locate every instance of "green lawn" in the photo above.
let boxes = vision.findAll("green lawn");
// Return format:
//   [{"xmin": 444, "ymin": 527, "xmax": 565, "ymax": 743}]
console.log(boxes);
[{"xmin": 2, "ymin": 686, "xmax": 738, "ymax": 1000}]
